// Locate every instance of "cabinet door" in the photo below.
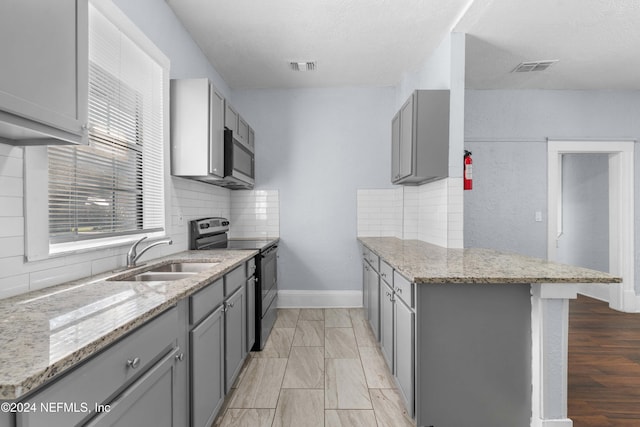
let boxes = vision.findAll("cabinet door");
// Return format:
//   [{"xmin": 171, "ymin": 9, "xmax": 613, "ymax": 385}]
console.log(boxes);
[
  {"xmin": 190, "ymin": 305, "xmax": 225, "ymax": 427},
  {"xmin": 225, "ymin": 286, "xmax": 246, "ymax": 393},
  {"xmin": 391, "ymin": 111, "xmax": 401, "ymax": 182},
  {"xmin": 394, "ymin": 299, "xmax": 414, "ymax": 416},
  {"xmin": 248, "ymin": 127, "xmax": 255, "ymax": 149},
  {"xmin": 368, "ymin": 266, "xmax": 380, "ymax": 341},
  {"xmin": 247, "ymin": 276, "xmax": 256, "ymax": 353},
  {"xmin": 380, "ymin": 281, "xmax": 394, "ymax": 371},
  {"xmin": 398, "ymin": 94, "xmax": 415, "ymax": 180},
  {"xmin": 362, "ymin": 263, "xmax": 370, "ymax": 319},
  {"xmin": 225, "ymin": 104, "xmax": 238, "ymax": 133},
  {"xmin": 0, "ymin": 0, "xmax": 87, "ymax": 142},
  {"xmin": 237, "ymin": 116, "xmax": 249, "ymax": 145},
  {"xmin": 87, "ymin": 347, "xmax": 180, "ymax": 427},
  {"xmin": 209, "ymin": 85, "xmax": 225, "ymax": 178}
]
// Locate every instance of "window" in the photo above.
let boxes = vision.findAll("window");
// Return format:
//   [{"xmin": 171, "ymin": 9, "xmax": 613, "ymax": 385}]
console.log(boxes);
[{"xmin": 47, "ymin": 3, "xmax": 166, "ymax": 247}]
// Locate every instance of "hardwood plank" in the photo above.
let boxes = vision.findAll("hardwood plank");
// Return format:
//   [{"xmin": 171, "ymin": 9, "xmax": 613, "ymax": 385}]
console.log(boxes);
[{"xmin": 569, "ymin": 295, "xmax": 640, "ymax": 425}]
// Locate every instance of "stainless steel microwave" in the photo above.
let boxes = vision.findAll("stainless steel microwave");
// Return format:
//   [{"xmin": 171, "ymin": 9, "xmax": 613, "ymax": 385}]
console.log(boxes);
[{"xmin": 223, "ymin": 129, "xmax": 255, "ymax": 189}]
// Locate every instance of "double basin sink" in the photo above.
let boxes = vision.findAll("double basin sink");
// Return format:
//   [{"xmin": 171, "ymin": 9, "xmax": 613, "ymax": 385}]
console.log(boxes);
[{"xmin": 108, "ymin": 261, "xmax": 220, "ymax": 282}]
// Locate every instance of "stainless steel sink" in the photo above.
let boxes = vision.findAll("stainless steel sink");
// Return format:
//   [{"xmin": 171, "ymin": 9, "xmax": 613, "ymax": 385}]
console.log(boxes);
[
  {"xmin": 149, "ymin": 262, "xmax": 220, "ymax": 273},
  {"xmin": 124, "ymin": 271, "xmax": 198, "ymax": 282},
  {"xmin": 107, "ymin": 261, "xmax": 220, "ymax": 282}
]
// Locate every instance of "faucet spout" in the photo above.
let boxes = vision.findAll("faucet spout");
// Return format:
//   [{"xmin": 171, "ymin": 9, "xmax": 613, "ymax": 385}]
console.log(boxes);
[{"xmin": 127, "ymin": 237, "xmax": 173, "ymax": 268}]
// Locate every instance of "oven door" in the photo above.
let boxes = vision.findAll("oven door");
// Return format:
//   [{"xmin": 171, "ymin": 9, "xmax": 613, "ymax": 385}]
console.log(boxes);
[{"xmin": 224, "ymin": 129, "xmax": 254, "ymax": 187}]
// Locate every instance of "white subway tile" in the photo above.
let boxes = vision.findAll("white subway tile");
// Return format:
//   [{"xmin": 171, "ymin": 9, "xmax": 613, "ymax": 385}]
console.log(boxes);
[
  {"xmin": 0, "ymin": 217, "xmax": 23, "ymax": 238},
  {"xmin": 29, "ymin": 262, "xmax": 92, "ymax": 291},
  {"xmin": 0, "ymin": 274, "xmax": 29, "ymax": 299}
]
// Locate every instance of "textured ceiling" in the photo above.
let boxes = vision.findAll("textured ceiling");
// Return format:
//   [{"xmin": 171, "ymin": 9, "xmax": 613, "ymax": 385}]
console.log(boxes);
[
  {"xmin": 166, "ymin": 0, "xmax": 471, "ymax": 89},
  {"xmin": 460, "ymin": 0, "xmax": 640, "ymax": 89},
  {"xmin": 167, "ymin": 0, "xmax": 640, "ymax": 90}
]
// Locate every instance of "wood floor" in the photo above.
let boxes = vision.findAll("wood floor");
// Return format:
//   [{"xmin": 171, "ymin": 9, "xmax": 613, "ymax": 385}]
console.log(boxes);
[
  {"xmin": 569, "ymin": 295, "xmax": 640, "ymax": 426},
  {"xmin": 212, "ymin": 308, "xmax": 415, "ymax": 427}
]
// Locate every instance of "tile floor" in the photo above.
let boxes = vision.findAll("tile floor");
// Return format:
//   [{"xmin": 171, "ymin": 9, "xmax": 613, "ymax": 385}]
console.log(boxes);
[{"xmin": 213, "ymin": 308, "xmax": 416, "ymax": 427}]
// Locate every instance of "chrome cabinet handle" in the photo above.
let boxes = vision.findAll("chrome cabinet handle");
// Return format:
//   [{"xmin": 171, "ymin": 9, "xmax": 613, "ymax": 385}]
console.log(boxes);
[
  {"xmin": 127, "ymin": 357, "xmax": 141, "ymax": 369},
  {"xmin": 395, "ymin": 287, "xmax": 403, "ymax": 294},
  {"xmin": 381, "ymin": 272, "xmax": 387, "ymax": 278},
  {"xmin": 175, "ymin": 353, "xmax": 184, "ymax": 362}
]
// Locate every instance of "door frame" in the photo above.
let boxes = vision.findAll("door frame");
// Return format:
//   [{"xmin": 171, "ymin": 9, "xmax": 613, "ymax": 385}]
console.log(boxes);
[{"xmin": 547, "ymin": 140, "xmax": 635, "ymax": 312}]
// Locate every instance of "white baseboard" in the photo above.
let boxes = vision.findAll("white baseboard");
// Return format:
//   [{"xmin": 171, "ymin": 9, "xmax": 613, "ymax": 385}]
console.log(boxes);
[
  {"xmin": 277, "ymin": 290, "xmax": 362, "ymax": 308},
  {"xmin": 531, "ymin": 418, "xmax": 573, "ymax": 427}
]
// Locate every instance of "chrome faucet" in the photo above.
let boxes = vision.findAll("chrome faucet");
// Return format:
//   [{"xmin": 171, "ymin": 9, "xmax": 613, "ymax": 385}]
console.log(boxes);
[{"xmin": 126, "ymin": 236, "xmax": 173, "ymax": 268}]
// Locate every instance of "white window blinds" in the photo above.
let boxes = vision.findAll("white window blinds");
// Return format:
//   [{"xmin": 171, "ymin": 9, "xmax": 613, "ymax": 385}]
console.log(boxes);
[{"xmin": 48, "ymin": 4, "xmax": 165, "ymax": 244}]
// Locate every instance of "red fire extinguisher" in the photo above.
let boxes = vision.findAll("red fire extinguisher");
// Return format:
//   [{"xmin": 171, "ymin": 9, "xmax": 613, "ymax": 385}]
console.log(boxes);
[{"xmin": 464, "ymin": 150, "xmax": 473, "ymax": 190}]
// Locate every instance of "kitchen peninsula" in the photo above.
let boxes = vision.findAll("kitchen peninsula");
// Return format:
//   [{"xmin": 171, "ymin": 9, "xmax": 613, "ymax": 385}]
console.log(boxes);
[{"xmin": 359, "ymin": 237, "xmax": 621, "ymax": 427}]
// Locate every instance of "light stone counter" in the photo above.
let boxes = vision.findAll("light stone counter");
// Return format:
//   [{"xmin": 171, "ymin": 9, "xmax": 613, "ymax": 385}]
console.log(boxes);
[
  {"xmin": 359, "ymin": 237, "xmax": 621, "ymax": 284},
  {"xmin": 359, "ymin": 237, "xmax": 620, "ymax": 427},
  {"xmin": 0, "ymin": 250, "xmax": 257, "ymax": 400}
]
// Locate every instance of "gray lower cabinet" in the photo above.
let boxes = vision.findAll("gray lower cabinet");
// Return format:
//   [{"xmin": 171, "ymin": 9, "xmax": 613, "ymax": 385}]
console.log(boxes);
[
  {"xmin": 224, "ymin": 286, "xmax": 245, "ymax": 393},
  {"xmin": 362, "ymin": 262, "xmax": 370, "ymax": 319},
  {"xmin": 190, "ymin": 305, "xmax": 225, "ymax": 427},
  {"xmin": 366, "ymin": 265, "xmax": 380, "ymax": 340},
  {"xmin": 86, "ymin": 347, "xmax": 181, "ymax": 427},
  {"xmin": 379, "ymin": 280, "xmax": 394, "ymax": 370},
  {"xmin": 394, "ymin": 297, "xmax": 414, "ymax": 415},
  {"xmin": 246, "ymin": 275, "xmax": 256, "ymax": 352}
]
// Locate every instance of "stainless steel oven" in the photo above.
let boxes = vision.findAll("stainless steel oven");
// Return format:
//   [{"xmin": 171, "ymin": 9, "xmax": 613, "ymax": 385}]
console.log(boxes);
[{"xmin": 189, "ymin": 217, "xmax": 278, "ymax": 351}]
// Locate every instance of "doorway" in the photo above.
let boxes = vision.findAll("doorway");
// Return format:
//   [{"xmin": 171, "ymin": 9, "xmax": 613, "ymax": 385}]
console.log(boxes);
[{"xmin": 547, "ymin": 140, "xmax": 635, "ymax": 312}]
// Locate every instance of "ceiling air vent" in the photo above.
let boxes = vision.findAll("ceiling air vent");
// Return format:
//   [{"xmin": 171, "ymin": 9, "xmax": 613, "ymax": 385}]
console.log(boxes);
[
  {"xmin": 290, "ymin": 61, "xmax": 317, "ymax": 72},
  {"xmin": 512, "ymin": 60, "xmax": 558, "ymax": 73}
]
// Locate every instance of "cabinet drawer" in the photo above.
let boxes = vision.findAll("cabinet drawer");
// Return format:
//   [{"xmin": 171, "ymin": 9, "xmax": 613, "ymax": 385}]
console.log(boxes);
[
  {"xmin": 363, "ymin": 249, "xmax": 379, "ymax": 271},
  {"xmin": 17, "ymin": 307, "xmax": 178, "ymax": 427},
  {"xmin": 190, "ymin": 278, "xmax": 224, "ymax": 325},
  {"xmin": 247, "ymin": 258, "xmax": 256, "ymax": 277},
  {"xmin": 225, "ymin": 265, "xmax": 245, "ymax": 296},
  {"xmin": 380, "ymin": 260, "xmax": 393, "ymax": 285},
  {"xmin": 393, "ymin": 272, "xmax": 414, "ymax": 308}
]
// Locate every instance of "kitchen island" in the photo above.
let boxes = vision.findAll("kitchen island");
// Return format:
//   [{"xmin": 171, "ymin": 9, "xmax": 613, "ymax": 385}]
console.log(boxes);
[{"xmin": 359, "ymin": 237, "xmax": 621, "ymax": 427}]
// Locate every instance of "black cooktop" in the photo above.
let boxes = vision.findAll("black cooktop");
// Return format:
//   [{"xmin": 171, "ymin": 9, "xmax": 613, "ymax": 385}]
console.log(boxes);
[{"xmin": 227, "ymin": 239, "xmax": 278, "ymax": 251}]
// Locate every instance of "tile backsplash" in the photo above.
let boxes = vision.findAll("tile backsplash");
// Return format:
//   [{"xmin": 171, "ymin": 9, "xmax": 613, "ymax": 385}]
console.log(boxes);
[
  {"xmin": 0, "ymin": 142, "xmax": 232, "ymax": 299},
  {"xmin": 357, "ymin": 177, "xmax": 463, "ymax": 248},
  {"xmin": 229, "ymin": 190, "xmax": 280, "ymax": 238}
]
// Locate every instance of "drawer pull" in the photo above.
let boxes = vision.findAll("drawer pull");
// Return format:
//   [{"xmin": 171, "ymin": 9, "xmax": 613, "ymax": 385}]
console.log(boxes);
[
  {"xmin": 175, "ymin": 352, "xmax": 185, "ymax": 362},
  {"xmin": 381, "ymin": 272, "xmax": 387, "ymax": 277},
  {"xmin": 127, "ymin": 357, "xmax": 141, "ymax": 369},
  {"xmin": 395, "ymin": 287, "xmax": 403, "ymax": 294},
  {"xmin": 227, "ymin": 302, "xmax": 234, "ymax": 308}
]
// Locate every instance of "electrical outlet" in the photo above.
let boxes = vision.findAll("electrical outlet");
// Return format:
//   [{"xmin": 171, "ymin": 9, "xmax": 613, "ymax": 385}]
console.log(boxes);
[{"xmin": 535, "ymin": 211, "xmax": 542, "ymax": 222}]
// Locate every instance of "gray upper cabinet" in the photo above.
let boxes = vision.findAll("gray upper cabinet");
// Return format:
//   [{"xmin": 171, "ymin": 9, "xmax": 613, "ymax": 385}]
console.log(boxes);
[
  {"xmin": 390, "ymin": 112, "xmax": 401, "ymax": 182},
  {"xmin": 237, "ymin": 116, "xmax": 249, "ymax": 145},
  {"xmin": 224, "ymin": 103, "xmax": 238, "ymax": 133},
  {"xmin": 0, "ymin": 0, "xmax": 88, "ymax": 145},
  {"xmin": 391, "ymin": 90, "xmax": 450, "ymax": 185},
  {"xmin": 170, "ymin": 79, "xmax": 225, "ymax": 179}
]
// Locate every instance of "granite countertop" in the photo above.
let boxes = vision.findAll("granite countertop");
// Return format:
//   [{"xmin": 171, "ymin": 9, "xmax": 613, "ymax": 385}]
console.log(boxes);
[
  {"xmin": 0, "ymin": 249, "xmax": 257, "ymax": 400},
  {"xmin": 359, "ymin": 237, "xmax": 621, "ymax": 284}
]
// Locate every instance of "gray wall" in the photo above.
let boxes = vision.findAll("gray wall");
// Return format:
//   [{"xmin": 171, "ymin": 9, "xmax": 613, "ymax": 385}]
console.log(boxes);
[
  {"xmin": 464, "ymin": 89, "xmax": 639, "ymax": 292},
  {"xmin": 557, "ymin": 154, "xmax": 609, "ymax": 272},
  {"xmin": 233, "ymin": 88, "xmax": 395, "ymax": 292}
]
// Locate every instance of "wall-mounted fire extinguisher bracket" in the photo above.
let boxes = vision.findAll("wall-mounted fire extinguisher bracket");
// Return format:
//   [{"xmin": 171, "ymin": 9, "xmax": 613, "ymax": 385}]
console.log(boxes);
[{"xmin": 464, "ymin": 150, "xmax": 473, "ymax": 190}]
